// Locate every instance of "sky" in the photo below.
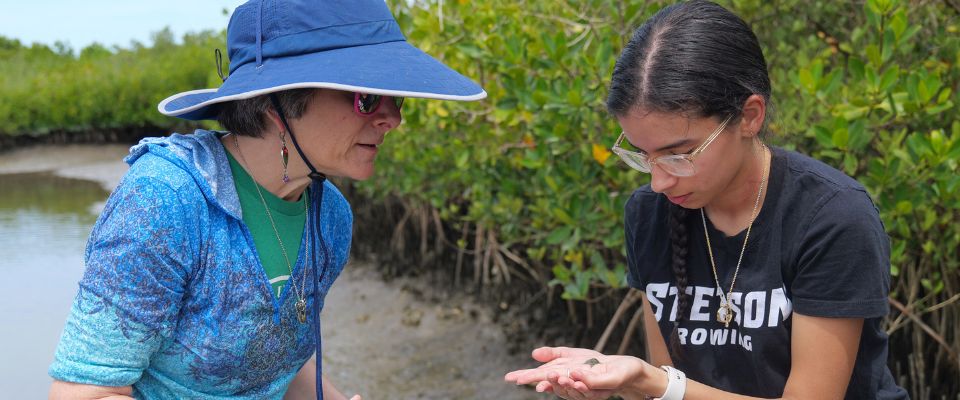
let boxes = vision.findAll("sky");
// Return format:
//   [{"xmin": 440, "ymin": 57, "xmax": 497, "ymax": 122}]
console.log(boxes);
[{"xmin": 0, "ymin": 0, "xmax": 247, "ymax": 50}]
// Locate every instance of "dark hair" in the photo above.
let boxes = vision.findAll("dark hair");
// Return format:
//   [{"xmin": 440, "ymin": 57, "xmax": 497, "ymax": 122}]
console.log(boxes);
[
  {"xmin": 607, "ymin": 1, "xmax": 771, "ymax": 358},
  {"xmin": 667, "ymin": 205, "xmax": 691, "ymax": 357},
  {"xmin": 217, "ymin": 88, "xmax": 317, "ymax": 137},
  {"xmin": 607, "ymin": 0, "xmax": 770, "ymax": 119}
]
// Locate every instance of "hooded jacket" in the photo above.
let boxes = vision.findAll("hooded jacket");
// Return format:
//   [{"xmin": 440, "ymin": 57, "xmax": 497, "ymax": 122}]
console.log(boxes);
[{"xmin": 49, "ymin": 130, "xmax": 352, "ymax": 399}]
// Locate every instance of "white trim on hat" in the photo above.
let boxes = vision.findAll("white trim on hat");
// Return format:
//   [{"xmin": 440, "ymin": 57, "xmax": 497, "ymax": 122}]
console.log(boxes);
[{"xmin": 159, "ymin": 82, "xmax": 487, "ymax": 117}]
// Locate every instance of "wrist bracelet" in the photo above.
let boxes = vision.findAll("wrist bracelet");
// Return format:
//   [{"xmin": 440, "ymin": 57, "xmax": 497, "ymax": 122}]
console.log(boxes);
[{"xmin": 652, "ymin": 365, "xmax": 686, "ymax": 400}]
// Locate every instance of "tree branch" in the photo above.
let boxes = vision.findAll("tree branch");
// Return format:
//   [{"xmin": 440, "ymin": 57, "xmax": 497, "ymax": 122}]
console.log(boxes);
[{"xmin": 888, "ymin": 297, "xmax": 958, "ymax": 363}]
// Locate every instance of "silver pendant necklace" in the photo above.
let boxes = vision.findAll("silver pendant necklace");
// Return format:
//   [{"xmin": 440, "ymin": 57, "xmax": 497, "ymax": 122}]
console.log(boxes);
[{"xmin": 233, "ymin": 134, "xmax": 309, "ymax": 324}]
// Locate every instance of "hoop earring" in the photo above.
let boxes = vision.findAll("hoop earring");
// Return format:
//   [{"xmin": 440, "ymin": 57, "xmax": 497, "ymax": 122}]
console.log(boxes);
[{"xmin": 280, "ymin": 130, "xmax": 290, "ymax": 183}]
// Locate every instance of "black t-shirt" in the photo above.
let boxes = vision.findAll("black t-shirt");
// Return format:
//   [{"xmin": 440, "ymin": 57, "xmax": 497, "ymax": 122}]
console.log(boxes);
[{"xmin": 625, "ymin": 147, "xmax": 908, "ymax": 399}]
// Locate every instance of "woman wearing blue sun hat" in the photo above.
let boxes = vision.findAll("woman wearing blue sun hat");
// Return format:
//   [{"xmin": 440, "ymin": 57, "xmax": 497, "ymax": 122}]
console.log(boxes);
[{"xmin": 47, "ymin": 1, "xmax": 485, "ymax": 399}]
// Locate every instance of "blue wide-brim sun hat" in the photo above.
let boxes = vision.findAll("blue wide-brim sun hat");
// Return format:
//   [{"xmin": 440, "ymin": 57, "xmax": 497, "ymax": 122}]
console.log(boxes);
[{"xmin": 159, "ymin": 0, "xmax": 486, "ymax": 120}]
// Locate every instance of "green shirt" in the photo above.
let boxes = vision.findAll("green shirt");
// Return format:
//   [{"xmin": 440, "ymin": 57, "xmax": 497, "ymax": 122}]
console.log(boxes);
[{"xmin": 226, "ymin": 150, "xmax": 307, "ymax": 299}]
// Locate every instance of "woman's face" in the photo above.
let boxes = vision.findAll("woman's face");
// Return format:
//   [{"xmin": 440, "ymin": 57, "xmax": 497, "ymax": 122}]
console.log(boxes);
[
  {"xmin": 617, "ymin": 110, "xmax": 750, "ymax": 209},
  {"xmin": 287, "ymin": 89, "xmax": 402, "ymax": 180}
]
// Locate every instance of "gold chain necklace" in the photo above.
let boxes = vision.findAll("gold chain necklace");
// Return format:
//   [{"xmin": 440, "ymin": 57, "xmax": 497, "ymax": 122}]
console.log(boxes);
[
  {"xmin": 233, "ymin": 134, "xmax": 309, "ymax": 324},
  {"xmin": 700, "ymin": 145, "xmax": 769, "ymax": 328}
]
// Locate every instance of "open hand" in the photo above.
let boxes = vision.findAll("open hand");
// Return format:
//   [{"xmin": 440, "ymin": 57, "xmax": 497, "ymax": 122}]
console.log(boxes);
[{"xmin": 505, "ymin": 346, "xmax": 651, "ymax": 400}]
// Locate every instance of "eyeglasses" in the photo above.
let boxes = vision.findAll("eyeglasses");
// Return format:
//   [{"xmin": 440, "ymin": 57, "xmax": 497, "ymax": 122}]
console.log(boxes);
[
  {"xmin": 355, "ymin": 92, "xmax": 405, "ymax": 116},
  {"xmin": 611, "ymin": 115, "xmax": 733, "ymax": 177}
]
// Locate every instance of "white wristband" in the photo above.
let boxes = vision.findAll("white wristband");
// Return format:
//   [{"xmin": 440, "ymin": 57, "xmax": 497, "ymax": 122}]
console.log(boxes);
[{"xmin": 653, "ymin": 365, "xmax": 686, "ymax": 400}]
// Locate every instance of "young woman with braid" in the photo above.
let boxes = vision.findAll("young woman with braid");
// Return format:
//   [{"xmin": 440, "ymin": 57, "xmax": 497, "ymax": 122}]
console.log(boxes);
[{"xmin": 505, "ymin": 1, "xmax": 908, "ymax": 399}]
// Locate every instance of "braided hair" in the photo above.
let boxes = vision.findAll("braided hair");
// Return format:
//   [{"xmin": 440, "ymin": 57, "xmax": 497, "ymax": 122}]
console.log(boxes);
[{"xmin": 667, "ymin": 204, "xmax": 691, "ymax": 358}]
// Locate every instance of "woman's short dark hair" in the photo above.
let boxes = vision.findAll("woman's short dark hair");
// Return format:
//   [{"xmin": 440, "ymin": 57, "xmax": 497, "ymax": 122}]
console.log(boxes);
[
  {"xmin": 217, "ymin": 88, "xmax": 317, "ymax": 137},
  {"xmin": 606, "ymin": 0, "xmax": 770, "ymax": 121}
]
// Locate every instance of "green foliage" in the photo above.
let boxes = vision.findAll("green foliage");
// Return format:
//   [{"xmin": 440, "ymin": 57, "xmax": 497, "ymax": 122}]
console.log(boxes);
[
  {"xmin": 363, "ymin": 0, "xmax": 960, "ymax": 304},
  {"xmin": 366, "ymin": 0, "xmax": 644, "ymax": 298},
  {"xmin": 0, "ymin": 28, "xmax": 224, "ymax": 136},
  {"xmin": 778, "ymin": 1, "xmax": 960, "ymax": 285}
]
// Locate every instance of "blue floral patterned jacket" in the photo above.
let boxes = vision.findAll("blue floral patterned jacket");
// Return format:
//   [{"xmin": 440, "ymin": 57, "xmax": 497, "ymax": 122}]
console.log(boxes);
[{"xmin": 49, "ymin": 130, "xmax": 352, "ymax": 399}]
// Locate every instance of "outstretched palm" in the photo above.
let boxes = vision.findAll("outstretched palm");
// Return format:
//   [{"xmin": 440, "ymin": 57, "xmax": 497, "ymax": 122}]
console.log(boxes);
[{"xmin": 505, "ymin": 346, "xmax": 649, "ymax": 400}]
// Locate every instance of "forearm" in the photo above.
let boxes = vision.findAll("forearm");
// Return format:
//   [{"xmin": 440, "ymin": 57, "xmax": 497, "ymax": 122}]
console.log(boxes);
[
  {"xmin": 284, "ymin": 358, "xmax": 351, "ymax": 400},
  {"xmin": 617, "ymin": 367, "xmax": 775, "ymax": 400},
  {"xmin": 48, "ymin": 380, "xmax": 134, "ymax": 400},
  {"xmin": 321, "ymin": 375, "xmax": 350, "ymax": 400},
  {"xmin": 617, "ymin": 309, "xmax": 856, "ymax": 400},
  {"xmin": 677, "ymin": 379, "xmax": 772, "ymax": 400}
]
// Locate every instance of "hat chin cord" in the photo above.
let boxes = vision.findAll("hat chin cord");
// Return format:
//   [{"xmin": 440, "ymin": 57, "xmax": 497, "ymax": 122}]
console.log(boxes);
[{"xmin": 268, "ymin": 93, "xmax": 329, "ymax": 400}]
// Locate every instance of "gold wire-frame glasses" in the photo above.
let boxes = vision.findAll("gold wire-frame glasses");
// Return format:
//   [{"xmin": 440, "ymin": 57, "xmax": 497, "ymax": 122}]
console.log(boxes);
[{"xmin": 611, "ymin": 114, "xmax": 733, "ymax": 177}]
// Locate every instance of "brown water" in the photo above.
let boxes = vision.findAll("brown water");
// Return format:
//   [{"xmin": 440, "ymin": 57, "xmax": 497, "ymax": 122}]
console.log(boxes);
[{"xmin": 0, "ymin": 144, "xmax": 540, "ymax": 399}]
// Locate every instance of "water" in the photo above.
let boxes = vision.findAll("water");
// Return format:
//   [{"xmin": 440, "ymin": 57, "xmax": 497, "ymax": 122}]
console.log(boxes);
[
  {"xmin": 0, "ymin": 145, "xmax": 540, "ymax": 399},
  {"xmin": 0, "ymin": 173, "xmax": 107, "ymax": 395}
]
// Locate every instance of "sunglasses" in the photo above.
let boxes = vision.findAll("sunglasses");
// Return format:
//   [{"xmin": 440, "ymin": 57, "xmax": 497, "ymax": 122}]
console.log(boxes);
[{"xmin": 354, "ymin": 92, "xmax": 405, "ymax": 116}]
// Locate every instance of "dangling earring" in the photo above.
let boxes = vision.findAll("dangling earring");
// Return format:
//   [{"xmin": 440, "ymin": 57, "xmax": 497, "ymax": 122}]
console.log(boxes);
[{"xmin": 280, "ymin": 130, "xmax": 290, "ymax": 183}]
